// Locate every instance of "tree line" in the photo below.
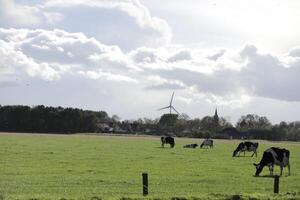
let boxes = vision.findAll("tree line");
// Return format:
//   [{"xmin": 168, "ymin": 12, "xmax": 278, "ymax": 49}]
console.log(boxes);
[{"xmin": 0, "ymin": 105, "xmax": 299, "ymax": 141}]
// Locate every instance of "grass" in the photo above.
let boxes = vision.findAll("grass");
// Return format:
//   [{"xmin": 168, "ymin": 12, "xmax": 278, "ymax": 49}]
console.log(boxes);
[{"xmin": 0, "ymin": 133, "xmax": 299, "ymax": 200}]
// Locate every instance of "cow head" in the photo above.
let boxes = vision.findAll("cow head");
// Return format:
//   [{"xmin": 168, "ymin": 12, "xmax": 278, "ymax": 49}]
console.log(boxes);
[
  {"xmin": 232, "ymin": 149, "xmax": 239, "ymax": 157},
  {"xmin": 253, "ymin": 163, "xmax": 263, "ymax": 176}
]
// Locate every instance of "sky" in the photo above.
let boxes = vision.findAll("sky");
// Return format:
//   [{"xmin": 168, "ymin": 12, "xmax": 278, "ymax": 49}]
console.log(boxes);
[{"xmin": 0, "ymin": 0, "xmax": 300, "ymax": 124}]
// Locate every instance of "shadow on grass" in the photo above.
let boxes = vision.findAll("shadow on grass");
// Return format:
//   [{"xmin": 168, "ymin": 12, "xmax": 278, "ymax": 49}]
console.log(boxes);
[
  {"xmin": 254, "ymin": 174, "xmax": 290, "ymax": 178},
  {"xmin": 154, "ymin": 146, "xmax": 175, "ymax": 149},
  {"xmin": 232, "ymin": 155, "xmax": 257, "ymax": 158},
  {"xmin": 90, "ymin": 197, "xmax": 102, "ymax": 200},
  {"xmin": 253, "ymin": 175, "xmax": 275, "ymax": 178}
]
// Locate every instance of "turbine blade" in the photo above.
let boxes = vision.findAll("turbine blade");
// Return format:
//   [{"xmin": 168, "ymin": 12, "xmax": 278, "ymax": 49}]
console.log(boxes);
[
  {"xmin": 170, "ymin": 92, "xmax": 174, "ymax": 106},
  {"xmin": 157, "ymin": 106, "xmax": 170, "ymax": 111},
  {"xmin": 171, "ymin": 106, "xmax": 179, "ymax": 114}
]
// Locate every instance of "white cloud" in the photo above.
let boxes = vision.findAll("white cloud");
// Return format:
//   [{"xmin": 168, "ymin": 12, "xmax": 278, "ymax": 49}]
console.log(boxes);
[
  {"xmin": 0, "ymin": 0, "xmax": 41, "ymax": 26},
  {"xmin": 140, "ymin": 0, "xmax": 300, "ymax": 54},
  {"xmin": 289, "ymin": 46, "xmax": 300, "ymax": 57},
  {"xmin": 144, "ymin": 75, "xmax": 185, "ymax": 90},
  {"xmin": 128, "ymin": 44, "xmax": 300, "ymax": 103},
  {"xmin": 177, "ymin": 96, "xmax": 192, "ymax": 104},
  {"xmin": 207, "ymin": 49, "xmax": 226, "ymax": 61},
  {"xmin": 129, "ymin": 47, "xmax": 163, "ymax": 63},
  {"xmin": 0, "ymin": 0, "xmax": 62, "ymax": 27},
  {"xmin": 0, "ymin": 28, "xmax": 137, "ymax": 82},
  {"xmin": 0, "ymin": 38, "xmax": 59, "ymax": 81},
  {"xmin": 238, "ymin": 45, "xmax": 300, "ymax": 101},
  {"xmin": 1, "ymin": 27, "xmax": 299, "ymax": 105},
  {"xmin": 83, "ymin": 70, "xmax": 138, "ymax": 83},
  {"xmin": 0, "ymin": 0, "xmax": 171, "ymax": 51},
  {"xmin": 168, "ymin": 49, "xmax": 193, "ymax": 62}
]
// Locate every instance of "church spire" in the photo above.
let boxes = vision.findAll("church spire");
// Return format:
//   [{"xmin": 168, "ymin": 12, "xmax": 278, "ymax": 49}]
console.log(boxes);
[{"xmin": 213, "ymin": 107, "xmax": 219, "ymax": 124}]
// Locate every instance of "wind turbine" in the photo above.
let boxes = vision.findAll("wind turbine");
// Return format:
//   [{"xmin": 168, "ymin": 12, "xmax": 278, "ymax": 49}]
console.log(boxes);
[{"xmin": 157, "ymin": 92, "xmax": 179, "ymax": 114}]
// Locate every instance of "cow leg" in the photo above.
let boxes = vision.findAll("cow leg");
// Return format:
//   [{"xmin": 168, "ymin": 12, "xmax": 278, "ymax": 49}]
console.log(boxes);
[
  {"xmin": 269, "ymin": 165, "xmax": 274, "ymax": 176},
  {"xmin": 280, "ymin": 166, "xmax": 283, "ymax": 176},
  {"xmin": 251, "ymin": 152, "xmax": 255, "ymax": 157},
  {"xmin": 244, "ymin": 151, "xmax": 246, "ymax": 156},
  {"xmin": 288, "ymin": 163, "xmax": 291, "ymax": 176}
]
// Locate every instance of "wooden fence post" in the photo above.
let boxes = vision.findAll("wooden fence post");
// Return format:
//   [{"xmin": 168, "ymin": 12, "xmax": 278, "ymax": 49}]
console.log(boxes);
[
  {"xmin": 142, "ymin": 173, "xmax": 148, "ymax": 196},
  {"xmin": 274, "ymin": 175, "xmax": 279, "ymax": 194}
]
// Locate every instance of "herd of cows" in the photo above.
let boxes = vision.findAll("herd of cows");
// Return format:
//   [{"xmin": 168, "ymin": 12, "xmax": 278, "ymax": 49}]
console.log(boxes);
[{"xmin": 160, "ymin": 136, "xmax": 291, "ymax": 176}]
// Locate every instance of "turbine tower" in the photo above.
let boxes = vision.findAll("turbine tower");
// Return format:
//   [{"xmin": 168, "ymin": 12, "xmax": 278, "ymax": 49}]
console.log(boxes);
[{"xmin": 157, "ymin": 92, "xmax": 179, "ymax": 114}]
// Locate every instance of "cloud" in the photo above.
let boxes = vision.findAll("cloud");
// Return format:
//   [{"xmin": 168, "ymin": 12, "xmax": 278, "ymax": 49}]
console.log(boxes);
[
  {"xmin": 0, "ymin": 28, "xmax": 137, "ymax": 82},
  {"xmin": 289, "ymin": 46, "xmax": 300, "ymax": 57},
  {"xmin": 0, "ymin": 0, "xmax": 41, "ymax": 26},
  {"xmin": 81, "ymin": 70, "xmax": 137, "ymax": 83},
  {"xmin": 1, "ymin": 27, "xmax": 299, "ymax": 106},
  {"xmin": 129, "ymin": 47, "xmax": 163, "ymax": 63},
  {"xmin": 144, "ymin": 75, "xmax": 186, "ymax": 90},
  {"xmin": 0, "ymin": 0, "xmax": 62, "ymax": 27},
  {"xmin": 129, "ymin": 44, "xmax": 300, "ymax": 104},
  {"xmin": 207, "ymin": 49, "xmax": 226, "ymax": 61},
  {"xmin": 239, "ymin": 45, "xmax": 300, "ymax": 101},
  {"xmin": 168, "ymin": 49, "xmax": 193, "ymax": 62},
  {"xmin": 0, "ymin": 38, "xmax": 60, "ymax": 81},
  {"xmin": 177, "ymin": 96, "xmax": 192, "ymax": 104},
  {"xmin": 0, "ymin": 0, "xmax": 171, "ymax": 51}
]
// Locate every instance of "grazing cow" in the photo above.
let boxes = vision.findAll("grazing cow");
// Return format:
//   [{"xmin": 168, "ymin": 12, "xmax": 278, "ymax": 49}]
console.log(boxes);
[
  {"xmin": 161, "ymin": 136, "xmax": 175, "ymax": 148},
  {"xmin": 183, "ymin": 143, "xmax": 198, "ymax": 148},
  {"xmin": 200, "ymin": 139, "xmax": 213, "ymax": 149},
  {"xmin": 253, "ymin": 147, "xmax": 290, "ymax": 176},
  {"xmin": 232, "ymin": 141, "xmax": 259, "ymax": 157}
]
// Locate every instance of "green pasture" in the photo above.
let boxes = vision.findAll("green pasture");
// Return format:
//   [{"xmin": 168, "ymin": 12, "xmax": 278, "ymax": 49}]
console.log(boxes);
[{"xmin": 0, "ymin": 133, "xmax": 299, "ymax": 200}]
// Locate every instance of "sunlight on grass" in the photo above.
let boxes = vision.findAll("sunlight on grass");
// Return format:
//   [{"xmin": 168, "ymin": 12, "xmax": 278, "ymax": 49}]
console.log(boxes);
[{"xmin": 0, "ymin": 134, "xmax": 299, "ymax": 199}]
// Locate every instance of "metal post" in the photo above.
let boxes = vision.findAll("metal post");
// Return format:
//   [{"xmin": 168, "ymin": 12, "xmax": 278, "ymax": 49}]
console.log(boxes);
[
  {"xmin": 142, "ymin": 173, "xmax": 148, "ymax": 196},
  {"xmin": 274, "ymin": 175, "xmax": 279, "ymax": 194}
]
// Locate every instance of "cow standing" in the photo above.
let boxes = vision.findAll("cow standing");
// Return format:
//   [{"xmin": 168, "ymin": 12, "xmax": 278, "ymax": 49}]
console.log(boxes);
[
  {"xmin": 200, "ymin": 139, "xmax": 213, "ymax": 149},
  {"xmin": 254, "ymin": 147, "xmax": 290, "ymax": 176},
  {"xmin": 233, "ymin": 141, "xmax": 259, "ymax": 157},
  {"xmin": 161, "ymin": 136, "xmax": 175, "ymax": 148}
]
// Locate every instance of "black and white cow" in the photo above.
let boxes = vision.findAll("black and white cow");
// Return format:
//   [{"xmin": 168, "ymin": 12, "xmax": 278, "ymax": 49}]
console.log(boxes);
[
  {"xmin": 200, "ymin": 139, "xmax": 213, "ymax": 149},
  {"xmin": 232, "ymin": 141, "xmax": 259, "ymax": 157},
  {"xmin": 183, "ymin": 143, "xmax": 198, "ymax": 148},
  {"xmin": 161, "ymin": 136, "xmax": 175, "ymax": 148},
  {"xmin": 253, "ymin": 147, "xmax": 290, "ymax": 176}
]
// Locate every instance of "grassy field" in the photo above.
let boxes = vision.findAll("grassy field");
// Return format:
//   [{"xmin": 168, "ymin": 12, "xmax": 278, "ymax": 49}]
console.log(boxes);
[{"xmin": 0, "ymin": 133, "xmax": 299, "ymax": 200}]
